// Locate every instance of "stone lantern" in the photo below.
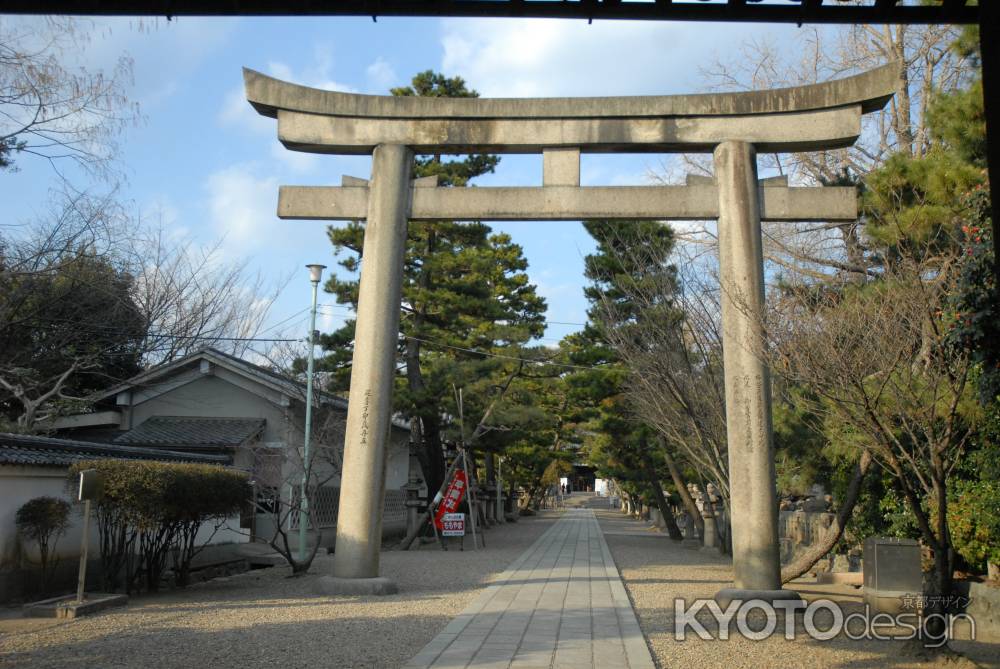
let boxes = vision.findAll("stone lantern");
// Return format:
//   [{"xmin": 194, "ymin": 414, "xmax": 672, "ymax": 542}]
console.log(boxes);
[{"xmin": 404, "ymin": 473, "xmax": 425, "ymax": 538}]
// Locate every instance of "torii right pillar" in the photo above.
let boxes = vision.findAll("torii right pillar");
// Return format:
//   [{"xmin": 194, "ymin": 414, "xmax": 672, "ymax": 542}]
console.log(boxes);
[{"xmin": 714, "ymin": 140, "xmax": 796, "ymax": 606}]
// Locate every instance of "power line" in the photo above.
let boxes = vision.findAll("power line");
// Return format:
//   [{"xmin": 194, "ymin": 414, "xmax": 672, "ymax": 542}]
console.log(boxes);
[
  {"xmin": 5, "ymin": 318, "xmax": 301, "ymax": 344},
  {"xmin": 143, "ymin": 334, "xmax": 299, "ymax": 343},
  {"xmin": 257, "ymin": 307, "xmax": 311, "ymax": 336},
  {"xmin": 311, "ymin": 305, "xmax": 601, "ymax": 369},
  {"xmin": 8, "ymin": 311, "xmax": 603, "ymax": 369},
  {"xmin": 403, "ymin": 335, "xmax": 611, "ymax": 372},
  {"xmin": 316, "ymin": 303, "xmax": 588, "ymax": 329}
]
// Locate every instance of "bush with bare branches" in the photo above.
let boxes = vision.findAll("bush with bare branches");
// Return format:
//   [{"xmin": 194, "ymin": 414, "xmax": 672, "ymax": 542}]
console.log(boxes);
[{"xmin": 770, "ymin": 250, "xmax": 976, "ymax": 620}]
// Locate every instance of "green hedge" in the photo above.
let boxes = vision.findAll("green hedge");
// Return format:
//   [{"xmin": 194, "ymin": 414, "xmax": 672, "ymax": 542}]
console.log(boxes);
[{"xmin": 69, "ymin": 460, "xmax": 249, "ymax": 593}]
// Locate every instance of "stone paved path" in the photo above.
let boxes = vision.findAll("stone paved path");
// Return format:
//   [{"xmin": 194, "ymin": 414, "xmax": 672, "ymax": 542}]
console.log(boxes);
[{"xmin": 403, "ymin": 508, "xmax": 656, "ymax": 669}]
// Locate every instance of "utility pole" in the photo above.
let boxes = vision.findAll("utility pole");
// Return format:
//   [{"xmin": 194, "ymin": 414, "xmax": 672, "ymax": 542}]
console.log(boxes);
[{"xmin": 299, "ymin": 263, "xmax": 326, "ymax": 563}]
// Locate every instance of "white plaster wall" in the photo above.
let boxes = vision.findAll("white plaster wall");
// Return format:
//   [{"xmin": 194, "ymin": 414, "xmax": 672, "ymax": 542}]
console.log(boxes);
[
  {"xmin": 189, "ymin": 515, "xmax": 246, "ymax": 547},
  {"xmin": 0, "ymin": 466, "xmax": 98, "ymax": 569},
  {"xmin": 1, "ymin": 464, "xmax": 246, "ymax": 572},
  {"xmin": 386, "ymin": 429, "xmax": 411, "ymax": 491}
]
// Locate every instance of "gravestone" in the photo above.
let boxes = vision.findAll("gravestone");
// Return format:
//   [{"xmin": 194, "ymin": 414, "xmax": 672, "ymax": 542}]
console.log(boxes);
[{"xmin": 864, "ymin": 537, "xmax": 922, "ymax": 615}]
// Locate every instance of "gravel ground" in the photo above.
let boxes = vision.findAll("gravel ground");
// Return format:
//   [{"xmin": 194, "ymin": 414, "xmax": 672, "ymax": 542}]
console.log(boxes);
[
  {"xmin": 0, "ymin": 514, "xmax": 557, "ymax": 669},
  {"xmin": 596, "ymin": 506, "xmax": 999, "ymax": 669}
]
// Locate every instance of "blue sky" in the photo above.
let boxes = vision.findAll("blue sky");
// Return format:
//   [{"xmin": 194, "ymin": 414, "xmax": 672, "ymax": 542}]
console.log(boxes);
[{"xmin": 2, "ymin": 15, "xmax": 806, "ymax": 353}]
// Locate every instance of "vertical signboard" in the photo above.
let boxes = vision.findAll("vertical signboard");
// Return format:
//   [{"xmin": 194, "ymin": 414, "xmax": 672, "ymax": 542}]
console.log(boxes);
[{"xmin": 433, "ymin": 469, "xmax": 467, "ymax": 530}]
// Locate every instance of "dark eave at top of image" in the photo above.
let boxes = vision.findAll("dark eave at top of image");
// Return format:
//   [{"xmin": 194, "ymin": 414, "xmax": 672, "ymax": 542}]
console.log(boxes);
[{"xmin": 0, "ymin": 1, "xmax": 982, "ymax": 24}]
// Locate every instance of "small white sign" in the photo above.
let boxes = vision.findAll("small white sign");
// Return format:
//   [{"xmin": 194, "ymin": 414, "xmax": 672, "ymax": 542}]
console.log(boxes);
[
  {"xmin": 441, "ymin": 512, "xmax": 465, "ymax": 537},
  {"xmin": 78, "ymin": 469, "xmax": 103, "ymax": 502}
]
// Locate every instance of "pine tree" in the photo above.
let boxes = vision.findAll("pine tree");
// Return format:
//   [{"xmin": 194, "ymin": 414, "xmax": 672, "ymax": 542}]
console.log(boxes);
[
  {"xmin": 569, "ymin": 219, "xmax": 691, "ymax": 539},
  {"xmin": 318, "ymin": 72, "xmax": 546, "ymax": 497}
]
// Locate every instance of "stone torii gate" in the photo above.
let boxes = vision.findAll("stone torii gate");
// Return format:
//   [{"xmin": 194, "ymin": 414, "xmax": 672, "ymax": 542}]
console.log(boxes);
[{"xmin": 245, "ymin": 65, "xmax": 895, "ymax": 600}]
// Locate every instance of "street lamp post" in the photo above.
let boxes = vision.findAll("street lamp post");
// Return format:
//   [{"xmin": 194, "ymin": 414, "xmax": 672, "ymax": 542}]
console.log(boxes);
[{"xmin": 299, "ymin": 263, "xmax": 326, "ymax": 563}]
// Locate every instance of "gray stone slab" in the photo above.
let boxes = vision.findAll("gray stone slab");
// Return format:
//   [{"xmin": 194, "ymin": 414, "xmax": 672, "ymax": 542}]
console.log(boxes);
[
  {"xmin": 245, "ymin": 64, "xmax": 895, "ymax": 120},
  {"xmin": 313, "ymin": 575, "xmax": 398, "ymax": 595},
  {"xmin": 543, "ymin": 148, "xmax": 580, "ymax": 187},
  {"xmin": 405, "ymin": 509, "xmax": 655, "ymax": 669},
  {"xmin": 714, "ymin": 139, "xmax": 785, "ymax": 596},
  {"xmin": 279, "ymin": 183, "xmax": 857, "ymax": 223},
  {"xmin": 23, "ymin": 593, "xmax": 127, "ymax": 619},
  {"xmin": 330, "ymin": 143, "xmax": 412, "ymax": 580},
  {"xmin": 277, "ymin": 105, "xmax": 863, "ymax": 155}
]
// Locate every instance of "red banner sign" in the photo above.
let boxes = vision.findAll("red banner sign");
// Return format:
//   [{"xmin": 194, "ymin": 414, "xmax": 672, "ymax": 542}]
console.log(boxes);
[{"xmin": 434, "ymin": 469, "xmax": 468, "ymax": 530}]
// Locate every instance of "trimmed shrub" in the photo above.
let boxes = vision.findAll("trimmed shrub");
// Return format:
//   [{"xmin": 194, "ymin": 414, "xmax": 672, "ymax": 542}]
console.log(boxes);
[
  {"xmin": 69, "ymin": 460, "xmax": 249, "ymax": 593},
  {"xmin": 16, "ymin": 496, "xmax": 71, "ymax": 591},
  {"xmin": 166, "ymin": 465, "xmax": 249, "ymax": 586},
  {"xmin": 948, "ymin": 480, "xmax": 1000, "ymax": 572}
]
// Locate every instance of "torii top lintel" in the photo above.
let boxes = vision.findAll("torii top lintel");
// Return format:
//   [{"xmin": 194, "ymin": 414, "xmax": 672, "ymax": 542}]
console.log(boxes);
[{"xmin": 244, "ymin": 64, "xmax": 896, "ymax": 155}]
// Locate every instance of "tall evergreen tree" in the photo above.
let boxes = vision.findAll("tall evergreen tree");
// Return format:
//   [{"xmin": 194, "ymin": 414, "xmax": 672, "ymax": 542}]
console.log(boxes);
[
  {"xmin": 569, "ymin": 219, "xmax": 693, "ymax": 539},
  {"xmin": 318, "ymin": 72, "xmax": 546, "ymax": 497}
]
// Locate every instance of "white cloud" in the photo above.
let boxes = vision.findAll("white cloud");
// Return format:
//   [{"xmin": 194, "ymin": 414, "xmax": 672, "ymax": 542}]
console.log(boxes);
[
  {"xmin": 609, "ymin": 172, "xmax": 658, "ymax": 187},
  {"xmin": 219, "ymin": 58, "xmax": 356, "ymax": 176},
  {"xmin": 141, "ymin": 80, "xmax": 179, "ymax": 109},
  {"xmin": 265, "ymin": 59, "xmax": 357, "ymax": 94},
  {"xmin": 269, "ymin": 141, "xmax": 319, "ymax": 173},
  {"xmin": 206, "ymin": 164, "xmax": 280, "ymax": 252},
  {"xmin": 219, "ymin": 85, "xmax": 273, "ymax": 134},
  {"xmin": 316, "ymin": 307, "xmax": 351, "ymax": 336},
  {"xmin": 265, "ymin": 61, "xmax": 296, "ymax": 84},
  {"xmin": 533, "ymin": 269, "xmax": 589, "ymax": 327},
  {"xmin": 76, "ymin": 17, "xmax": 235, "ymax": 108},
  {"xmin": 0, "ymin": 17, "xmax": 232, "ymax": 118},
  {"xmin": 365, "ymin": 57, "xmax": 397, "ymax": 92},
  {"xmin": 218, "ymin": 89, "xmax": 318, "ymax": 172},
  {"xmin": 318, "ymin": 309, "xmax": 336, "ymax": 333},
  {"xmin": 220, "ymin": 51, "xmax": 357, "ymax": 131},
  {"xmin": 440, "ymin": 19, "xmax": 783, "ymax": 98},
  {"xmin": 141, "ymin": 196, "xmax": 192, "ymax": 241}
]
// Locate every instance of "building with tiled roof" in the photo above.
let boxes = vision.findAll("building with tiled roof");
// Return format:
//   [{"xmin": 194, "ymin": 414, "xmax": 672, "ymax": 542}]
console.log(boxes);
[
  {"xmin": 45, "ymin": 347, "xmax": 415, "ymax": 546},
  {"xmin": 112, "ymin": 416, "xmax": 266, "ymax": 453},
  {"xmin": 0, "ymin": 432, "xmax": 229, "ymax": 467},
  {"xmin": 0, "ymin": 431, "xmax": 232, "ymax": 599}
]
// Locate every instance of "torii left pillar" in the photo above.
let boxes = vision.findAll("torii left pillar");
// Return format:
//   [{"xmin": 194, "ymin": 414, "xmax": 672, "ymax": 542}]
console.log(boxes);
[{"xmin": 330, "ymin": 144, "xmax": 412, "ymax": 590}]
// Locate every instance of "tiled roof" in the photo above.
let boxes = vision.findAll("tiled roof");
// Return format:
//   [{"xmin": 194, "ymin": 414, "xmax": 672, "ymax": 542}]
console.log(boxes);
[
  {"xmin": 94, "ymin": 347, "xmax": 412, "ymax": 431},
  {"xmin": 114, "ymin": 416, "xmax": 265, "ymax": 449},
  {"xmin": 0, "ymin": 433, "xmax": 229, "ymax": 467}
]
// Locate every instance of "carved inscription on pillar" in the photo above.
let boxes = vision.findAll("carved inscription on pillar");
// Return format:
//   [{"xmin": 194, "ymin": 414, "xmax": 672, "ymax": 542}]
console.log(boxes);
[
  {"xmin": 360, "ymin": 388, "xmax": 372, "ymax": 446},
  {"xmin": 739, "ymin": 375, "xmax": 754, "ymax": 454}
]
